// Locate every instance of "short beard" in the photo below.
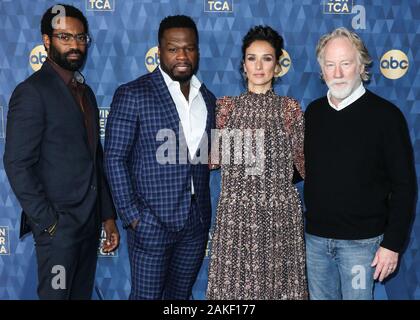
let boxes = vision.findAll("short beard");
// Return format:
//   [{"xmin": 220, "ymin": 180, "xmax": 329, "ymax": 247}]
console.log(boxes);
[
  {"xmin": 172, "ymin": 73, "xmax": 193, "ymax": 83},
  {"xmin": 49, "ymin": 42, "xmax": 86, "ymax": 72},
  {"xmin": 161, "ymin": 62, "xmax": 199, "ymax": 84},
  {"xmin": 327, "ymin": 76, "xmax": 361, "ymax": 101}
]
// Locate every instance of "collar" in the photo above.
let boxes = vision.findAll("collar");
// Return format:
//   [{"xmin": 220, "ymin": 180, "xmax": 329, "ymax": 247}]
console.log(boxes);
[
  {"xmin": 327, "ymin": 82, "xmax": 366, "ymax": 111},
  {"xmin": 46, "ymin": 57, "xmax": 85, "ymax": 86},
  {"xmin": 159, "ymin": 65, "xmax": 201, "ymax": 91}
]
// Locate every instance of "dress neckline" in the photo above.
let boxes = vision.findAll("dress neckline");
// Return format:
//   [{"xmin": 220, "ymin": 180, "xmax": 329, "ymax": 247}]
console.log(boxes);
[{"xmin": 244, "ymin": 88, "xmax": 275, "ymax": 97}]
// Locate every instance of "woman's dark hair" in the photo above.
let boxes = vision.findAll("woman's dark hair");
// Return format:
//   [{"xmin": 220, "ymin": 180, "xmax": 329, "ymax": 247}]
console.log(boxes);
[
  {"xmin": 41, "ymin": 4, "xmax": 89, "ymax": 36},
  {"xmin": 241, "ymin": 25, "xmax": 284, "ymax": 78}
]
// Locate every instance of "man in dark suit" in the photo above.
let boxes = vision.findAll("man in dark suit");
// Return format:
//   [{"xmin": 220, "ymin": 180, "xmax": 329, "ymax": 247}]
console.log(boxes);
[
  {"xmin": 105, "ymin": 15, "xmax": 216, "ymax": 299},
  {"xmin": 3, "ymin": 4, "xmax": 119, "ymax": 300}
]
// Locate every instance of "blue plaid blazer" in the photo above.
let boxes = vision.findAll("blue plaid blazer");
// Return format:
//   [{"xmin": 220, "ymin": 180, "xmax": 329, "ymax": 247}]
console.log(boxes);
[{"xmin": 104, "ymin": 68, "xmax": 216, "ymax": 232}]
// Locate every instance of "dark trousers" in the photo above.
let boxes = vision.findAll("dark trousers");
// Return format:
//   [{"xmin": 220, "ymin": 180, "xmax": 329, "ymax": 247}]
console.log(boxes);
[
  {"xmin": 127, "ymin": 196, "xmax": 209, "ymax": 300},
  {"xmin": 33, "ymin": 208, "xmax": 101, "ymax": 300}
]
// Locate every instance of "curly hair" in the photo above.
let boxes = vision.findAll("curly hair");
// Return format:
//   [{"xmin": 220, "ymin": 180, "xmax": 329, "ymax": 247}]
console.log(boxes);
[
  {"xmin": 241, "ymin": 25, "xmax": 284, "ymax": 64},
  {"xmin": 240, "ymin": 25, "xmax": 284, "ymax": 84}
]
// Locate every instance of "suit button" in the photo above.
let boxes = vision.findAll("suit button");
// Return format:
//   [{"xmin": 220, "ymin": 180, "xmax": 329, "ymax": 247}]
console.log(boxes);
[{"xmin": 90, "ymin": 185, "xmax": 97, "ymax": 191}]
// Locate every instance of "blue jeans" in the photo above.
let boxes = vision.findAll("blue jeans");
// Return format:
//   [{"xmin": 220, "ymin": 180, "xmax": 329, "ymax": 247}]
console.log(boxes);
[{"xmin": 305, "ymin": 233, "xmax": 383, "ymax": 300}]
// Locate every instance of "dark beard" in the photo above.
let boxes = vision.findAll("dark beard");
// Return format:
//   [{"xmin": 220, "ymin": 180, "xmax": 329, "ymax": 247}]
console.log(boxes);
[
  {"xmin": 171, "ymin": 73, "xmax": 193, "ymax": 83},
  {"xmin": 49, "ymin": 42, "xmax": 86, "ymax": 72},
  {"xmin": 161, "ymin": 62, "xmax": 199, "ymax": 84}
]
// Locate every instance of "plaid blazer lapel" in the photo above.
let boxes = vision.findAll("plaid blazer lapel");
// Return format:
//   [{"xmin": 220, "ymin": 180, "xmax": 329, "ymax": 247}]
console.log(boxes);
[{"xmin": 150, "ymin": 68, "xmax": 181, "ymax": 133}]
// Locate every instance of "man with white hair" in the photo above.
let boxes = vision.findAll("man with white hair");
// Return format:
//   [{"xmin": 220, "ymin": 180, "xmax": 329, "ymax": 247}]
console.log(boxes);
[{"xmin": 304, "ymin": 27, "xmax": 416, "ymax": 300}]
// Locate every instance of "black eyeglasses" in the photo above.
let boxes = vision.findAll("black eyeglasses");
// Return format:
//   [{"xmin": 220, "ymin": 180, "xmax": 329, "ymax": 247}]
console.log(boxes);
[{"xmin": 51, "ymin": 33, "xmax": 91, "ymax": 45}]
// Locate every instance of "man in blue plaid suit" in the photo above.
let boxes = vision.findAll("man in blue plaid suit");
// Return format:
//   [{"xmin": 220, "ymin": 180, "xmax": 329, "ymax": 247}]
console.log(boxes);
[{"xmin": 104, "ymin": 15, "xmax": 216, "ymax": 299}]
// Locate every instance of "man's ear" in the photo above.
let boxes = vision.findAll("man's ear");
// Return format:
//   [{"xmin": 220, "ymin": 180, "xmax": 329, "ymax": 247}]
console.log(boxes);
[
  {"xmin": 359, "ymin": 61, "xmax": 365, "ymax": 77},
  {"xmin": 42, "ymin": 34, "xmax": 50, "ymax": 53}
]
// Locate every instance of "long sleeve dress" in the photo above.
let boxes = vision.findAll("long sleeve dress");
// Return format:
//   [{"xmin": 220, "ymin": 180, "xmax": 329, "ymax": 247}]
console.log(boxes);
[{"xmin": 206, "ymin": 89, "xmax": 308, "ymax": 300}]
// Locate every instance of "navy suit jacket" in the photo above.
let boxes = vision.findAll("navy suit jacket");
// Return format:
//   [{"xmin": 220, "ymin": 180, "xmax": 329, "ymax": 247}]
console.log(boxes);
[
  {"xmin": 104, "ymin": 68, "xmax": 216, "ymax": 232},
  {"xmin": 3, "ymin": 62, "xmax": 116, "ymax": 238}
]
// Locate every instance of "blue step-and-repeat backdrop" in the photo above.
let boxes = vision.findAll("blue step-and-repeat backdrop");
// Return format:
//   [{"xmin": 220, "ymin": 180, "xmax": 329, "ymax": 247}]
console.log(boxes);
[{"xmin": 0, "ymin": 0, "xmax": 419, "ymax": 300}]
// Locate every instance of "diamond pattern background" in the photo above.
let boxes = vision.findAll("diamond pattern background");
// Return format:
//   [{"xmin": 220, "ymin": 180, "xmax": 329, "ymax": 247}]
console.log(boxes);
[{"xmin": 0, "ymin": 0, "xmax": 419, "ymax": 299}]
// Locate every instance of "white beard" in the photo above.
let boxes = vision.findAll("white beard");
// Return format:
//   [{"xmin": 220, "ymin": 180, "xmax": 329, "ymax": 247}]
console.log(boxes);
[{"xmin": 327, "ymin": 77, "xmax": 361, "ymax": 101}]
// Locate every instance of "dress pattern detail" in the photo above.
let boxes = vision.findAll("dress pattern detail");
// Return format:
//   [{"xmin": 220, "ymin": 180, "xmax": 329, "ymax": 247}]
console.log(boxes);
[{"xmin": 207, "ymin": 89, "xmax": 308, "ymax": 300}]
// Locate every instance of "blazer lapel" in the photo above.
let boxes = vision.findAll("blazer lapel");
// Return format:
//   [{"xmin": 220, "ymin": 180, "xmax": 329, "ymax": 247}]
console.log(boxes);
[
  {"xmin": 150, "ymin": 68, "xmax": 182, "ymax": 133},
  {"xmin": 85, "ymin": 87, "xmax": 99, "ymax": 161},
  {"xmin": 41, "ymin": 63, "xmax": 91, "ymax": 153},
  {"xmin": 149, "ymin": 68, "xmax": 215, "ymax": 162},
  {"xmin": 42, "ymin": 63, "xmax": 86, "ymax": 125}
]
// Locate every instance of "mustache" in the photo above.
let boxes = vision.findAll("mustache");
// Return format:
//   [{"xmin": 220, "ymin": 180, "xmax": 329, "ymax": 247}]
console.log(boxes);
[
  {"xmin": 328, "ymin": 80, "xmax": 350, "ymax": 86},
  {"xmin": 173, "ymin": 63, "xmax": 192, "ymax": 68},
  {"xmin": 65, "ymin": 49, "xmax": 84, "ymax": 57}
]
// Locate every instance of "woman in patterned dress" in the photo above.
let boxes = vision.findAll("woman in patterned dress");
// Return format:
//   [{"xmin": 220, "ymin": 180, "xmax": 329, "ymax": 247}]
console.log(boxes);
[{"xmin": 207, "ymin": 26, "xmax": 308, "ymax": 300}]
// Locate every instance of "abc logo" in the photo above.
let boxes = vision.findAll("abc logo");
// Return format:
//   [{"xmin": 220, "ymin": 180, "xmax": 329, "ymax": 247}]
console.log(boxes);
[
  {"xmin": 29, "ymin": 45, "xmax": 47, "ymax": 72},
  {"xmin": 145, "ymin": 46, "xmax": 160, "ymax": 73},
  {"xmin": 275, "ymin": 49, "xmax": 292, "ymax": 78},
  {"xmin": 380, "ymin": 50, "xmax": 409, "ymax": 80}
]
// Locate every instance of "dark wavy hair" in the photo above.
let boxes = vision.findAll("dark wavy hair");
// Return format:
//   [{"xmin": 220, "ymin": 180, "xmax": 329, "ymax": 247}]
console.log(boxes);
[
  {"xmin": 41, "ymin": 4, "xmax": 89, "ymax": 36},
  {"xmin": 241, "ymin": 25, "xmax": 284, "ymax": 82}
]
